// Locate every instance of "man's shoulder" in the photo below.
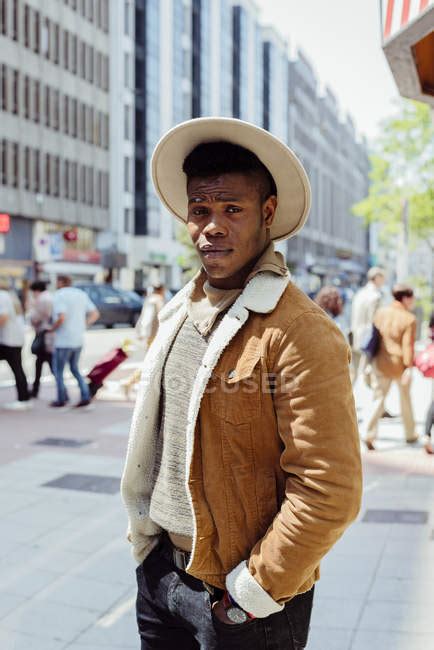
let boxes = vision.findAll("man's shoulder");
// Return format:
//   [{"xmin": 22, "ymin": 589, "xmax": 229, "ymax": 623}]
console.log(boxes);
[{"xmin": 272, "ymin": 281, "xmax": 330, "ymax": 330}]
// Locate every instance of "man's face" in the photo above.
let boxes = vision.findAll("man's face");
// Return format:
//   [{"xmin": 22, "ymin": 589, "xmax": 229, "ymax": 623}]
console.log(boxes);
[
  {"xmin": 374, "ymin": 274, "xmax": 385, "ymax": 289},
  {"xmin": 186, "ymin": 172, "xmax": 277, "ymax": 289}
]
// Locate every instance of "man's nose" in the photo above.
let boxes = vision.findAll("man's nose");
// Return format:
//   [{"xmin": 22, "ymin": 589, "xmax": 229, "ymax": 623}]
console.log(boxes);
[{"xmin": 202, "ymin": 213, "xmax": 227, "ymax": 237}]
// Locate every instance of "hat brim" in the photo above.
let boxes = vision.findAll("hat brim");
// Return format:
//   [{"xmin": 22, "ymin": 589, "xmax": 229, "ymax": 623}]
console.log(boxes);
[{"xmin": 151, "ymin": 117, "xmax": 311, "ymax": 242}]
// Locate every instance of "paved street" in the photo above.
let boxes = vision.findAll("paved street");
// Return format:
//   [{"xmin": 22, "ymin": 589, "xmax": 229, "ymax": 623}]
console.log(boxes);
[{"xmin": 0, "ymin": 328, "xmax": 433, "ymax": 650}]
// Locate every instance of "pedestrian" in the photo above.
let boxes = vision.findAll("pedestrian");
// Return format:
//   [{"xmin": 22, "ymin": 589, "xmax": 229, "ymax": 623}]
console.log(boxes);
[
  {"xmin": 314, "ymin": 285, "xmax": 345, "ymax": 331},
  {"xmin": 350, "ymin": 267, "xmax": 386, "ymax": 385},
  {"xmin": 0, "ymin": 277, "xmax": 31, "ymax": 410},
  {"xmin": 121, "ymin": 118, "xmax": 362, "ymax": 649},
  {"xmin": 49, "ymin": 275, "xmax": 100, "ymax": 408},
  {"xmin": 363, "ymin": 283, "xmax": 418, "ymax": 451},
  {"xmin": 121, "ymin": 285, "xmax": 166, "ymax": 399},
  {"xmin": 28, "ymin": 280, "xmax": 54, "ymax": 398},
  {"xmin": 415, "ymin": 312, "xmax": 434, "ymax": 455}
]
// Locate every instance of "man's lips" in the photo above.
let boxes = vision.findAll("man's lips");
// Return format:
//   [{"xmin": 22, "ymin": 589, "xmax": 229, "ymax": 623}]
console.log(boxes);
[{"xmin": 199, "ymin": 247, "xmax": 233, "ymax": 259}]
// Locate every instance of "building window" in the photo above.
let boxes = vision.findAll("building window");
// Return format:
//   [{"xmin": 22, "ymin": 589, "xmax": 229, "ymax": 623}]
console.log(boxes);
[
  {"xmin": 53, "ymin": 90, "xmax": 59, "ymax": 130},
  {"xmin": 34, "ymin": 10, "xmax": 40, "ymax": 53},
  {"xmin": 42, "ymin": 17, "xmax": 50, "ymax": 59},
  {"xmin": 80, "ymin": 165, "xmax": 86, "ymax": 202},
  {"xmin": 103, "ymin": 171, "xmax": 109, "ymax": 207},
  {"xmin": 88, "ymin": 106, "xmax": 94, "ymax": 143},
  {"xmin": 102, "ymin": 55, "xmax": 109, "ymax": 91},
  {"xmin": 88, "ymin": 45, "xmax": 94, "ymax": 82},
  {"xmin": 101, "ymin": 0, "xmax": 108, "ymax": 33},
  {"xmin": 44, "ymin": 86, "xmax": 50, "ymax": 127},
  {"xmin": 71, "ymin": 161, "xmax": 77, "ymax": 200},
  {"xmin": 95, "ymin": 169, "xmax": 101, "ymax": 206},
  {"xmin": 124, "ymin": 104, "xmax": 131, "ymax": 140},
  {"xmin": 63, "ymin": 94, "xmax": 69, "ymax": 133},
  {"xmin": 45, "ymin": 153, "xmax": 50, "ymax": 194},
  {"xmin": 12, "ymin": 0, "xmax": 18, "ymax": 40},
  {"xmin": 124, "ymin": 1, "xmax": 131, "ymax": 36},
  {"xmin": 53, "ymin": 23, "xmax": 60, "ymax": 64},
  {"xmin": 63, "ymin": 29, "xmax": 69, "ymax": 69},
  {"xmin": 79, "ymin": 102, "xmax": 86, "ymax": 140},
  {"xmin": 124, "ymin": 52, "xmax": 130, "ymax": 89},
  {"xmin": 71, "ymin": 98, "xmax": 77, "ymax": 137},
  {"xmin": 24, "ymin": 5, "xmax": 30, "ymax": 47},
  {"xmin": 1, "ymin": 64, "xmax": 7, "ymax": 111},
  {"xmin": 95, "ymin": 51, "xmax": 101, "ymax": 87},
  {"xmin": 24, "ymin": 146, "xmax": 30, "ymax": 190},
  {"xmin": 12, "ymin": 141, "xmax": 19, "ymax": 188},
  {"xmin": 0, "ymin": 0, "xmax": 7, "ymax": 36},
  {"xmin": 12, "ymin": 69, "xmax": 19, "ymax": 114},
  {"xmin": 24, "ymin": 75, "xmax": 30, "ymax": 119},
  {"xmin": 34, "ymin": 149, "xmax": 40, "ymax": 192},
  {"xmin": 88, "ymin": 0, "xmax": 94, "ymax": 22},
  {"xmin": 124, "ymin": 208, "xmax": 131, "ymax": 233},
  {"xmin": 0, "ymin": 139, "xmax": 6, "ymax": 185},
  {"xmin": 79, "ymin": 41, "xmax": 86, "ymax": 79},
  {"xmin": 53, "ymin": 156, "xmax": 60, "ymax": 196},
  {"xmin": 124, "ymin": 156, "xmax": 130, "ymax": 193},
  {"xmin": 87, "ymin": 166, "xmax": 93, "ymax": 205},
  {"xmin": 33, "ymin": 80, "xmax": 40, "ymax": 122},
  {"xmin": 64, "ymin": 159, "xmax": 69, "ymax": 198},
  {"xmin": 71, "ymin": 34, "xmax": 77, "ymax": 73}
]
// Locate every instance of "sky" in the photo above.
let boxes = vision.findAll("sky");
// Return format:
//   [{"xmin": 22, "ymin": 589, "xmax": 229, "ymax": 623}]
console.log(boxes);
[{"xmin": 256, "ymin": 0, "xmax": 401, "ymax": 142}]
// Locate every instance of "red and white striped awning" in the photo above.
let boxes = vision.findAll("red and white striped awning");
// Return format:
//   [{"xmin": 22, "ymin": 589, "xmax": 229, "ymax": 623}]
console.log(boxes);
[{"xmin": 381, "ymin": 0, "xmax": 434, "ymax": 42}]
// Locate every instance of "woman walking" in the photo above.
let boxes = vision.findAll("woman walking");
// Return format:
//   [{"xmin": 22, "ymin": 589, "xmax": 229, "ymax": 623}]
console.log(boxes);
[{"xmin": 29, "ymin": 280, "xmax": 54, "ymax": 398}]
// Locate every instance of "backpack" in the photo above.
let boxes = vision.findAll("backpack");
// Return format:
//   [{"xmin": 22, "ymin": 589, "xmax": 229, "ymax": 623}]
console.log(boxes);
[{"xmin": 360, "ymin": 324, "xmax": 381, "ymax": 361}]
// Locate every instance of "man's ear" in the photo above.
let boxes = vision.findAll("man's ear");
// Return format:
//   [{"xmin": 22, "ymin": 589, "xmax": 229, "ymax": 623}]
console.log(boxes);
[{"xmin": 263, "ymin": 195, "xmax": 277, "ymax": 227}]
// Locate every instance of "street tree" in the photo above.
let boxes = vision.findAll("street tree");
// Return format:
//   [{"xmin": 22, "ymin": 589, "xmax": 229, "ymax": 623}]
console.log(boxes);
[{"xmin": 353, "ymin": 99, "xmax": 434, "ymax": 243}]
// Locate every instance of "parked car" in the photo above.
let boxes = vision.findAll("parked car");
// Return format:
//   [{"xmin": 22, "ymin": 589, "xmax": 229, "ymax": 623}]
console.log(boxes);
[{"xmin": 76, "ymin": 284, "xmax": 143, "ymax": 328}]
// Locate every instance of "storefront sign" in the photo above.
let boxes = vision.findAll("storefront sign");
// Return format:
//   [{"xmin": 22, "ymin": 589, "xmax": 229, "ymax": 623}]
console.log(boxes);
[
  {"xmin": 63, "ymin": 248, "xmax": 101, "ymax": 263},
  {"xmin": 0, "ymin": 213, "xmax": 10, "ymax": 233}
]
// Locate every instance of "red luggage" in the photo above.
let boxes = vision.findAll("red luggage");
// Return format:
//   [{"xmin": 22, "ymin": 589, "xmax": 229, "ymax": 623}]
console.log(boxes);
[{"xmin": 87, "ymin": 347, "xmax": 128, "ymax": 396}]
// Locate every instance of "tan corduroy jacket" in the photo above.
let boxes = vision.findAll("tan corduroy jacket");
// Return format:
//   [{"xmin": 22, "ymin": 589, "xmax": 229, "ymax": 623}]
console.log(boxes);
[
  {"xmin": 374, "ymin": 301, "xmax": 417, "ymax": 379},
  {"xmin": 121, "ymin": 271, "xmax": 362, "ymax": 618}
]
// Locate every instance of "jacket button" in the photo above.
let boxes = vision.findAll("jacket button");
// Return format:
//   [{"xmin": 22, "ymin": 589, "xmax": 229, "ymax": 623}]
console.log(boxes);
[{"xmin": 227, "ymin": 369, "xmax": 236, "ymax": 379}]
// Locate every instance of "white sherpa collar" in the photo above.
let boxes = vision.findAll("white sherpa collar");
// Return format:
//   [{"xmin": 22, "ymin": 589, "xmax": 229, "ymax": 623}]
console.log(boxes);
[{"xmin": 159, "ymin": 271, "xmax": 291, "ymax": 323}]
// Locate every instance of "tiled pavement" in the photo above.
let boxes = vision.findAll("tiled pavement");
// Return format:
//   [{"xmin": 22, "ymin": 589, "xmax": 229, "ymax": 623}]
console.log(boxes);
[{"xmin": 0, "ymin": 346, "xmax": 433, "ymax": 650}]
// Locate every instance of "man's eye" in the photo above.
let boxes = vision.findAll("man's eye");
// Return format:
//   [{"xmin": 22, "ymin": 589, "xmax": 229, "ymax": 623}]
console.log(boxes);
[
  {"xmin": 226, "ymin": 206, "xmax": 242, "ymax": 213},
  {"xmin": 191, "ymin": 207, "xmax": 208, "ymax": 216}
]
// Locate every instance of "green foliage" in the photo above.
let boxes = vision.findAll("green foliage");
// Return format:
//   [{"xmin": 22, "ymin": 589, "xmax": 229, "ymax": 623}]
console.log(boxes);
[
  {"xmin": 176, "ymin": 224, "xmax": 200, "ymax": 284},
  {"xmin": 353, "ymin": 100, "xmax": 434, "ymax": 243}
]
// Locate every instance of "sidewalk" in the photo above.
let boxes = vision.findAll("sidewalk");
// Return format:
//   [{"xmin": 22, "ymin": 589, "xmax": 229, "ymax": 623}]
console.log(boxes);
[{"xmin": 0, "ymin": 365, "xmax": 433, "ymax": 649}]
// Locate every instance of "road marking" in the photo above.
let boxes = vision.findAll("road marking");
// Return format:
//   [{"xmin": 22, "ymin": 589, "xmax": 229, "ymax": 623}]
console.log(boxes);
[{"xmin": 97, "ymin": 595, "xmax": 136, "ymax": 628}]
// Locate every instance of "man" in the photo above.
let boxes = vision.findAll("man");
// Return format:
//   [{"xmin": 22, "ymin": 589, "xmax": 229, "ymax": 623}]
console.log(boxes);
[
  {"xmin": 364, "ymin": 283, "xmax": 418, "ymax": 450},
  {"xmin": 121, "ymin": 118, "xmax": 362, "ymax": 649},
  {"xmin": 29, "ymin": 280, "xmax": 54, "ymax": 398},
  {"xmin": 350, "ymin": 266, "xmax": 385, "ymax": 385},
  {"xmin": 49, "ymin": 275, "xmax": 99, "ymax": 408},
  {"xmin": 0, "ymin": 278, "xmax": 30, "ymax": 409}
]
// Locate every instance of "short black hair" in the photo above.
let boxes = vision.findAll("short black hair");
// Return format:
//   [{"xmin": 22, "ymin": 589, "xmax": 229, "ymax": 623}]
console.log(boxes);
[
  {"xmin": 182, "ymin": 141, "xmax": 277, "ymax": 202},
  {"xmin": 30, "ymin": 280, "xmax": 48, "ymax": 292},
  {"xmin": 392, "ymin": 284, "xmax": 414, "ymax": 302}
]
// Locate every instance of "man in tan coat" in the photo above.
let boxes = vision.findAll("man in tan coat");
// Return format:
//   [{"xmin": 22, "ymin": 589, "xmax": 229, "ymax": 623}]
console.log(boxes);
[
  {"xmin": 121, "ymin": 118, "xmax": 362, "ymax": 649},
  {"xmin": 364, "ymin": 284, "xmax": 417, "ymax": 450}
]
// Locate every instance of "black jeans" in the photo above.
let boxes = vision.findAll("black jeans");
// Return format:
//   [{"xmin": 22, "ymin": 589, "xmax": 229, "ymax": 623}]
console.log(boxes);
[
  {"xmin": 32, "ymin": 351, "xmax": 53, "ymax": 397},
  {"xmin": 136, "ymin": 540, "xmax": 314, "ymax": 649},
  {"xmin": 0, "ymin": 344, "xmax": 29, "ymax": 401}
]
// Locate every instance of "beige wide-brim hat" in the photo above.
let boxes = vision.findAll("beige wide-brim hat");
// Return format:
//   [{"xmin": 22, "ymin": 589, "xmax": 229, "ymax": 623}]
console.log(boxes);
[{"xmin": 151, "ymin": 117, "xmax": 311, "ymax": 242}]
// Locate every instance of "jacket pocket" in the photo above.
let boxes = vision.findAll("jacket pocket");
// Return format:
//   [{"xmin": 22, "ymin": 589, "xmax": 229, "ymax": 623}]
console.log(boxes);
[{"xmin": 209, "ymin": 352, "xmax": 261, "ymax": 425}]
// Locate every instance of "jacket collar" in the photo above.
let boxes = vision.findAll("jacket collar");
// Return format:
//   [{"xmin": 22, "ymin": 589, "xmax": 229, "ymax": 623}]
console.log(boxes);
[{"xmin": 159, "ymin": 271, "xmax": 291, "ymax": 323}]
